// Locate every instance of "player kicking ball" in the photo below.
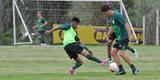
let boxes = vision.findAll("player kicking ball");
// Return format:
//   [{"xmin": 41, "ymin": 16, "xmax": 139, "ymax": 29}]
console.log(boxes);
[
  {"xmin": 101, "ymin": 5, "xmax": 139, "ymax": 75},
  {"xmin": 46, "ymin": 17, "xmax": 108, "ymax": 75}
]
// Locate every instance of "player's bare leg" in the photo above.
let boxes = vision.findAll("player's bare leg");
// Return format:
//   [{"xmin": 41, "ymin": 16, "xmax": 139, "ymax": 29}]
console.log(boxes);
[
  {"xmin": 111, "ymin": 48, "xmax": 126, "ymax": 75},
  {"xmin": 119, "ymin": 50, "xmax": 132, "ymax": 65},
  {"xmin": 107, "ymin": 41, "xmax": 114, "ymax": 61},
  {"xmin": 111, "ymin": 48, "xmax": 120, "ymax": 65},
  {"xmin": 119, "ymin": 50, "xmax": 139, "ymax": 75}
]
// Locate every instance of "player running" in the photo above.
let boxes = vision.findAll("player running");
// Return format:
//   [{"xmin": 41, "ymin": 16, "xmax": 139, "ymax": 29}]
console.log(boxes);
[
  {"xmin": 32, "ymin": 11, "xmax": 48, "ymax": 47},
  {"xmin": 101, "ymin": 5, "xmax": 139, "ymax": 75},
  {"xmin": 107, "ymin": 28, "xmax": 139, "ymax": 61},
  {"xmin": 46, "ymin": 17, "xmax": 108, "ymax": 75}
]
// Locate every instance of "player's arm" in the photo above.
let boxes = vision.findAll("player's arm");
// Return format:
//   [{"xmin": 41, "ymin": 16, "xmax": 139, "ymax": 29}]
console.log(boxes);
[
  {"xmin": 115, "ymin": 14, "xmax": 132, "ymax": 40},
  {"xmin": 106, "ymin": 18, "xmax": 113, "ymax": 37},
  {"xmin": 41, "ymin": 19, "xmax": 48, "ymax": 27},
  {"xmin": 40, "ymin": 21, "xmax": 48, "ymax": 27},
  {"xmin": 125, "ymin": 23, "xmax": 132, "ymax": 41},
  {"xmin": 46, "ymin": 26, "xmax": 60, "ymax": 34},
  {"xmin": 40, "ymin": 18, "xmax": 48, "ymax": 27},
  {"xmin": 32, "ymin": 24, "xmax": 38, "ymax": 30},
  {"xmin": 107, "ymin": 27, "xmax": 114, "ymax": 37},
  {"xmin": 106, "ymin": 27, "xmax": 114, "ymax": 41},
  {"xmin": 46, "ymin": 23, "xmax": 71, "ymax": 34}
]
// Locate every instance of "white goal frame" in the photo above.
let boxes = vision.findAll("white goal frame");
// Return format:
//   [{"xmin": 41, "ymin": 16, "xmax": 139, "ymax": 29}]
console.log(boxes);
[
  {"xmin": 12, "ymin": 0, "xmax": 138, "ymax": 45},
  {"xmin": 12, "ymin": 0, "xmax": 33, "ymax": 45}
]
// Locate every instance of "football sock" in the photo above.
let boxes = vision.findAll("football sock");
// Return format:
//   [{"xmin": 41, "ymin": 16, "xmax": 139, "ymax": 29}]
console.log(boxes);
[
  {"xmin": 72, "ymin": 61, "xmax": 82, "ymax": 70},
  {"xmin": 86, "ymin": 54, "xmax": 102, "ymax": 63},
  {"xmin": 84, "ymin": 47, "xmax": 93, "ymax": 54},
  {"xmin": 108, "ymin": 45, "xmax": 112, "ymax": 60},
  {"xmin": 126, "ymin": 46, "xmax": 135, "ymax": 53},
  {"xmin": 107, "ymin": 53, "xmax": 112, "ymax": 60},
  {"xmin": 130, "ymin": 64, "xmax": 136, "ymax": 70},
  {"xmin": 118, "ymin": 65, "xmax": 125, "ymax": 71}
]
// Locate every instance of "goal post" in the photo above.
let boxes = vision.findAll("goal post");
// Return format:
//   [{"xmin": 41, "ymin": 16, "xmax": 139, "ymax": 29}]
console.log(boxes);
[
  {"xmin": 13, "ymin": 0, "xmax": 33, "ymax": 45},
  {"xmin": 12, "ymin": 0, "xmax": 137, "ymax": 45},
  {"xmin": 156, "ymin": 9, "xmax": 159, "ymax": 45}
]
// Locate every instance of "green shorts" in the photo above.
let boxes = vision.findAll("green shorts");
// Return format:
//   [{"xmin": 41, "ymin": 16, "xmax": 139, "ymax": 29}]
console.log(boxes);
[{"xmin": 113, "ymin": 39, "xmax": 129, "ymax": 50}]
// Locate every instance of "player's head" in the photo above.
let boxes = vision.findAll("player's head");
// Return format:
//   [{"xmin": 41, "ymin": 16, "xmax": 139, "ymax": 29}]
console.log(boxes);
[
  {"xmin": 71, "ymin": 17, "xmax": 80, "ymax": 29},
  {"xmin": 101, "ymin": 4, "xmax": 113, "ymax": 16},
  {"xmin": 37, "ymin": 11, "xmax": 43, "ymax": 17}
]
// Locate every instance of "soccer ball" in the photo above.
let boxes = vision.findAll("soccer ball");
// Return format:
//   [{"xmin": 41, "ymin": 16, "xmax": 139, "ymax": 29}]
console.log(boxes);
[{"xmin": 108, "ymin": 62, "xmax": 119, "ymax": 72}]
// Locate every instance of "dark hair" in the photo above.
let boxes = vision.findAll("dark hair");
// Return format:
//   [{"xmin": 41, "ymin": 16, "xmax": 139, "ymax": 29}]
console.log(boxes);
[
  {"xmin": 101, "ymin": 4, "xmax": 113, "ymax": 12},
  {"xmin": 72, "ymin": 17, "xmax": 80, "ymax": 23}
]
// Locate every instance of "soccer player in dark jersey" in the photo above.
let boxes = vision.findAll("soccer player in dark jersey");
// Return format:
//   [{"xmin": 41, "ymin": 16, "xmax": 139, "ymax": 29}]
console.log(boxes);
[
  {"xmin": 32, "ymin": 11, "xmax": 48, "ymax": 47},
  {"xmin": 46, "ymin": 17, "xmax": 108, "ymax": 75},
  {"xmin": 107, "ymin": 28, "xmax": 138, "ymax": 61},
  {"xmin": 101, "ymin": 5, "xmax": 139, "ymax": 75}
]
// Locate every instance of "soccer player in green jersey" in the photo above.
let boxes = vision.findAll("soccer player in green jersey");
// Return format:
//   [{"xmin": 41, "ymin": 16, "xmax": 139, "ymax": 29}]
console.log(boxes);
[
  {"xmin": 101, "ymin": 5, "xmax": 139, "ymax": 75},
  {"xmin": 32, "ymin": 11, "xmax": 48, "ymax": 47},
  {"xmin": 46, "ymin": 17, "xmax": 108, "ymax": 75},
  {"xmin": 107, "ymin": 28, "xmax": 138, "ymax": 62}
]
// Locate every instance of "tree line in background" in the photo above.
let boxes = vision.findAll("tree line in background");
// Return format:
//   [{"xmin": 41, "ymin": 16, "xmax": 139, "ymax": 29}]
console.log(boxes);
[{"xmin": 0, "ymin": 0, "xmax": 160, "ymax": 45}]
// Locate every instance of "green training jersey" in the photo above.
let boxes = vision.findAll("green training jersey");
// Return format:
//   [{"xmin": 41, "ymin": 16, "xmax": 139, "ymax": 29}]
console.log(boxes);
[
  {"xmin": 108, "ymin": 11, "xmax": 128, "ymax": 41},
  {"xmin": 59, "ymin": 23, "xmax": 76, "ymax": 47},
  {"xmin": 37, "ymin": 17, "xmax": 47, "ymax": 31}
]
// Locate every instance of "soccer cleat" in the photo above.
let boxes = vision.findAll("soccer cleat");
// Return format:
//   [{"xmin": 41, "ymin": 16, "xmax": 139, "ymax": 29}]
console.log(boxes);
[
  {"xmin": 132, "ymin": 68, "xmax": 139, "ymax": 75},
  {"xmin": 100, "ymin": 58, "xmax": 109, "ymax": 66},
  {"xmin": 115, "ymin": 70, "xmax": 126, "ymax": 75},
  {"xmin": 69, "ymin": 68, "xmax": 76, "ymax": 75},
  {"xmin": 133, "ymin": 49, "xmax": 139, "ymax": 59}
]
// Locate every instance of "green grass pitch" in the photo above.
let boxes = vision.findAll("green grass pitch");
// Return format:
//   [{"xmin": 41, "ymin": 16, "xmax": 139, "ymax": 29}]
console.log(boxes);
[{"xmin": 0, "ymin": 45, "xmax": 160, "ymax": 80}]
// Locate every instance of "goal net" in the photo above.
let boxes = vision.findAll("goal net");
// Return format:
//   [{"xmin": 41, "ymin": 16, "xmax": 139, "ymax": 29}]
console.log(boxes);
[{"xmin": 13, "ymin": 0, "xmax": 137, "ymax": 45}]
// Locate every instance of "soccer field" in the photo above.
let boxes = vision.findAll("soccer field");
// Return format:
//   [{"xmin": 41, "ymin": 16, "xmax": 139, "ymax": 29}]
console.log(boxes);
[{"xmin": 0, "ymin": 45, "xmax": 160, "ymax": 80}]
